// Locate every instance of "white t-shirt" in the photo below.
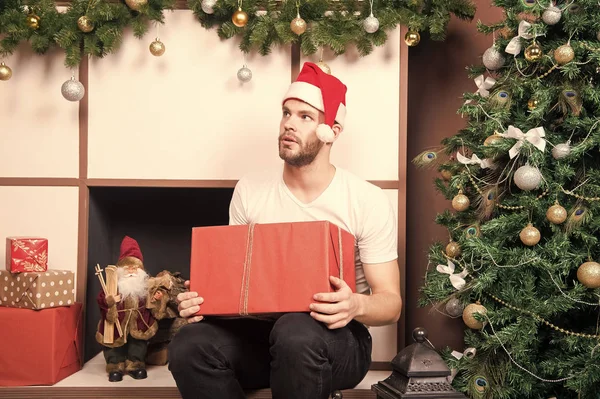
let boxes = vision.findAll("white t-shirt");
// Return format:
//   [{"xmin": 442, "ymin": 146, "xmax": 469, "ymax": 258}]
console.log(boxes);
[{"xmin": 228, "ymin": 166, "xmax": 398, "ymax": 295}]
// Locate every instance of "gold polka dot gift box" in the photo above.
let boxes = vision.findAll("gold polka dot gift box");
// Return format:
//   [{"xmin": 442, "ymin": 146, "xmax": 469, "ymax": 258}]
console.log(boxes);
[{"xmin": 0, "ymin": 270, "xmax": 75, "ymax": 310}]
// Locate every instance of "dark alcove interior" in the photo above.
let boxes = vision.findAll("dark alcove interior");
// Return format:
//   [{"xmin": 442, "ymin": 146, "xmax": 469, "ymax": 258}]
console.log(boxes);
[{"xmin": 84, "ymin": 186, "xmax": 234, "ymax": 362}]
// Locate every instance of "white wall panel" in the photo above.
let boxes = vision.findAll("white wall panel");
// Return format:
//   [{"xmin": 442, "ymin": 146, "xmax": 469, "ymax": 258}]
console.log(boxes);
[
  {"xmin": 301, "ymin": 28, "xmax": 401, "ymax": 181},
  {"xmin": 0, "ymin": 186, "xmax": 79, "ymax": 295},
  {"xmin": 0, "ymin": 12, "xmax": 79, "ymax": 178},
  {"xmin": 88, "ymin": 10, "xmax": 292, "ymax": 180}
]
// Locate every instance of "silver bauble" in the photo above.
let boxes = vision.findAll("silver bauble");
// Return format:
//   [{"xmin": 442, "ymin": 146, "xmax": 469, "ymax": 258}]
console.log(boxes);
[
  {"xmin": 482, "ymin": 46, "xmax": 505, "ymax": 70},
  {"xmin": 552, "ymin": 143, "xmax": 571, "ymax": 159},
  {"xmin": 201, "ymin": 0, "xmax": 216, "ymax": 14},
  {"xmin": 363, "ymin": 14, "xmax": 379, "ymax": 34},
  {"xmin": 445, "ymin": 298, "xmax": 464, "ymax": 317},
  {"xmin": 542, "ymin": 6, "xmax": 561, "ymax": 25},
  {"xmin": 61, "ymin": 77, "xmax": 85, "ymax": 102},
  {"xmin": 237, "ymin": 66, "xmax": 252, "ymax": 83},
  {"xmin": 514, "ymin": 164, "xmax": 542, "ymax": 191}
]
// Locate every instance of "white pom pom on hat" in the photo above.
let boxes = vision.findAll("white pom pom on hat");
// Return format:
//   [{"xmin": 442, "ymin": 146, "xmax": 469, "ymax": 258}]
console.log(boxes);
[{"xmin": 282, "ymin": 62, "xmax": 347, "ymax": 143}]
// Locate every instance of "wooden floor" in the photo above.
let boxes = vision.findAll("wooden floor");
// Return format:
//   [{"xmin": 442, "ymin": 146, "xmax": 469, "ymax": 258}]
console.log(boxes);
[{"xmin": 0, "ymin": 353, "xmax": 389, "ymax": 398}]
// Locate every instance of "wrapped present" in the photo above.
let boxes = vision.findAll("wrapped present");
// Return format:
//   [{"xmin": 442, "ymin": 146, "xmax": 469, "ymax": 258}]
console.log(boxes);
[
  {"xmin": 0, "ymin": 270, "xmax": 75, "ymax": 310},
  {"xmin": 190, "ymin": 221, "xmax": 356, "ymax": 316},
  {"xmin": 6, "ymin": 237, "xmax": 48, "ymax": 273},
  {"xmin": 0, "ymin": 303, "xmax": 82, "ymax": 386}
]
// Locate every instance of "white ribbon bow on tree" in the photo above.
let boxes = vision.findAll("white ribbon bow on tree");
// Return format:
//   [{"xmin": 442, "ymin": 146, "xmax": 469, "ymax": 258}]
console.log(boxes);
[
  {"xmin": 505, "ymin": 20, "xmax": 542, "ymax": 56},
  {"xmin": 436, "ymin": 260, "xmax": 468, "ymax": 290},
  {"xmin": 457, "ymin": 151, "xmax": 493, "ymax": 169},
  {"xmin": 464, "ymin": 75, "xmax": 496, "ymax": 104},
  {"xmin": 499, "ymin": 125, "xmax": 546, "ymax": 159}
]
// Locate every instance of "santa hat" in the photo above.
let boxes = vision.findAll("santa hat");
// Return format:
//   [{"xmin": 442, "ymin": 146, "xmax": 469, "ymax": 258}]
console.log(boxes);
[
  {"xmin": 116, "ymin": 236, "xmax": 144, "ymax": 269},
  {"xmin": 282, "ymin": 62, "xmax": 347, "ymax": 143}
]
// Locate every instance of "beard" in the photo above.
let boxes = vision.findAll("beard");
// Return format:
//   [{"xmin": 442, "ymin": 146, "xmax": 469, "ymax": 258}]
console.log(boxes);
[
  {"xmin": 278, "ymin": 133, "xmax": 324, "ymax": 167},
  {"xmin": 117, "ymin": 267, "xmax": 149, "ymax": 301}
]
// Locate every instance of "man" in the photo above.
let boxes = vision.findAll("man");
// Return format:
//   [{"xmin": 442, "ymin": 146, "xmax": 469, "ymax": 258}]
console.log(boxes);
[
  {"xmin": 96, "ymin": 236, "xmax": 160, "ymax": 382},
  {"xmin": 168, "ymin": 62, "xmax": 402, "ymax": 399}
]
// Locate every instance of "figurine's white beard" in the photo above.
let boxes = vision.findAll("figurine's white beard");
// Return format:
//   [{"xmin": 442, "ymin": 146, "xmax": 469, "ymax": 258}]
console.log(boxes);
[{"xmin": 117, "ymin": 267, "xmax": 149, "ymax": 301}]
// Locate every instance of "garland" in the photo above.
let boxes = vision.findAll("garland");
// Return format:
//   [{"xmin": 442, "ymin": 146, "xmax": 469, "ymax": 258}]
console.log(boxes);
[{"xmin": 0, "ymin": 0, "xmax": 477, "ymax": 69}]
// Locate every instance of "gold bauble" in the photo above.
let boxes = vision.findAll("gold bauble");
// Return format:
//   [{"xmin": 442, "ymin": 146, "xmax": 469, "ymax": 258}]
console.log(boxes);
[
  {"xmin": 290, "ymin": 15, "xmax": 307, "ymax": 35},
  {"xmin": 452, "ymin": 192, "xmax": 470, "ymax": 212},
  {"xmin": 519, "ymin": 223, "xmax": 540, "ymax": 246},
  {"xmin": 462, "ymin": 302, "xmax": 487, "ymax": 329},
  {"xmin": 0, "ymin": 62, "xmax": 12, "ymax": 81},
  {"xmin": 554, "ymin": 44, "xmax": 574, "ymax": 65},
  {"xmin": 404, "ymin": 31, "xmax": 420, "ymax": 47},
  {"xmin": 577, "ymin": 261, "xmax": 600, "ymax": 289},
  {"xmin": 77, "ymin": 16, "xmax": 94, "ymax": 33},
  {"xmin": 546, "ymin": 203, "xmax": 567, "ymax": 224},
  {"xmin": 125, "ymin": 0, "xmax": 148, "ymax": 11},
  {"xmin": 445, "ymin": 241, "xmax": 462, "ymax": 258},
  {"xmin": 441, "ymin": 169, "xmax": 453, "ymax": 181},
  {"xmin": 149, "ymin": 39, "xmax": 166, "ymax": 56},
  {"xmin": 232, "ymin": 8, "xmax": 249, "ymax": 27},
  {"xmin": 483, "ymin": 134, "xmax": 503, "ymax": 146},
  {"xmin": 27, "ymin": 13, "xmax": 40, "ymax": 29},
  {"xmin": 317, "ymin": 61, "xmax": 331, "ymax": 74},
  {"xmin": 524, "ymin": 43, "xmax": 543, "ymax": 62},
  {"xmin": 527, "ymin": 98, "xmax": 539, "ymax": 111}
]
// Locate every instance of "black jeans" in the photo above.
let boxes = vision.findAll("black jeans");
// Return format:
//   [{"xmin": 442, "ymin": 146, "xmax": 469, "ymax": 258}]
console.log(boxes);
[{"xmin": 168, "ymin": 313, "xmax": 372, "ymax": 399}]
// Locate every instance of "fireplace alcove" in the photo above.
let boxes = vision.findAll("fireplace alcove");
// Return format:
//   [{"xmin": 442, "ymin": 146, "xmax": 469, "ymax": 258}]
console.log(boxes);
[{"xmin": 84, "ymin": 186, "xmax": 234, "ymax": 362}]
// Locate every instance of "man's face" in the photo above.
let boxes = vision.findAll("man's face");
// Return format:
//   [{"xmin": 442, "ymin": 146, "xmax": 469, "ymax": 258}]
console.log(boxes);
[
  {"xmin": 121, "ymin": 264, "xmax": 139, "ymax": 278},
  {"xmin": 278, "ymin": 99, "xmax": 324, "ymax": 167}
]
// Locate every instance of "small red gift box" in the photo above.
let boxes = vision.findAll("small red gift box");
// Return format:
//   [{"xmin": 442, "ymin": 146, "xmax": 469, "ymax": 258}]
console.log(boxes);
[
  {"xmin": 5, "ymin": 237, "xmax": 48, "ymax": 273},
  {"xmin": 190, "ymin": 221, "xmax": 356, "ymax": 316},
  {"xmin": 0, "ymin": 303, "xmax": 82, "ymax": 386}
]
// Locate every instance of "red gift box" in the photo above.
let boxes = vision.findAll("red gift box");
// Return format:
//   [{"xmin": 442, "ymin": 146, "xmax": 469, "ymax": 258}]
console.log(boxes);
[
  {"xmin": 6, "ymin": 237, "xmax": 48, "ymax": 273},
  {"xmin": 190, "ymin": 221, "xmax": 356, "ymax": 316},
  {"xmin": 0, "ymin": 303, "xmax": 82, "ymax": 386}
]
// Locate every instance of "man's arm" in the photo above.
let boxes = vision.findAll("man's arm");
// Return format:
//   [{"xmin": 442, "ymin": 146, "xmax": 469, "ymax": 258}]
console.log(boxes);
[
  {"xmin": 352, "ymin": 259, "xmax": 402, "ymax": 326},
  {"xmin": 309, "ymin": 259, "xmax": 402, "ymax": 328}
]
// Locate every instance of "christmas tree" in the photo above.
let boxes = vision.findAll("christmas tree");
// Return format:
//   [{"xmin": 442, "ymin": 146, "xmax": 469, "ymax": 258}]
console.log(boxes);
[{"xmin": 415, "ymin": 0, "xmax": 600, "ymax": 398}]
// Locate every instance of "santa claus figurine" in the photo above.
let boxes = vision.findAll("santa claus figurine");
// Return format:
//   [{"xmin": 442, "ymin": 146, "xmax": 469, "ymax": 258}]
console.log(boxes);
[{"xmin": 96, "ymin": 236, "xmax": 160, "ymax": 382}]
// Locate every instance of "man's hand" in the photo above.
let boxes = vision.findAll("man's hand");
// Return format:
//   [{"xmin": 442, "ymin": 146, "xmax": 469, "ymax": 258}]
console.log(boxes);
[
  {"xmin": 177, "ymin": 280, "xmax": 204, "ymax": 323},
  {"xmin": 309, "ymin": 276, "xmax": 361, "ymax": 329}
]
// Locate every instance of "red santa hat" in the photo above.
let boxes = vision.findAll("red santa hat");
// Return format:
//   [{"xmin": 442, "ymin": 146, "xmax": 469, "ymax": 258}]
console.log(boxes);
[
  {"xmin": 282, "ymin": 62, "xmax": 347, "ymax": 143},
  {"xmin": 117, "ymin": 236, "xmax": 144, "ymax": 268}
]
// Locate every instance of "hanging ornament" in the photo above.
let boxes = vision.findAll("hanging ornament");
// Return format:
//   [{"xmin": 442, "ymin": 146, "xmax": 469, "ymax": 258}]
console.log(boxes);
[
  {"xmin": 524, "ymin": 43, "xmax": 543, "ymax": 61},
  {"xmin": 440, "ymin": 169, "xmax": 453, "ymax": 181},
  {"xmin": 125, "ymin": 0, "xmax": 148, "ymax": 11},
  {"xmin": 554, "ymin": 44, "xmax": 574, "ymax": 65},
  {"xmin": 26, "ymin": 11, "xmax": 40, "ymax": 29},
  {"xmin": 520, "ymin": 223, "xmax": 541, "ymax": 246},
  {"xmin": 482, "ymin": 46, "xmax": 505, "ymax": 70},
  {"xmin": 149, "ymin": 38, "xmax": 166, "ymax": 56},
  {"xmin": 527, "ymin": 97, "xmax": 539, "ymax": 111},
  {"xmin": 237, "ymin": 64, "xmax": 252, "ymax": 82},
  {"xmin": 201, "ymin": 0, "xmax": 216, "ymax": 14},
  {"xmin": 317, "ymin": 58, "xmax": 331, "ymax": 75},
  {"xmin": 597, "ymin": 31, "xmax": 600, "ymax": 41},
  {"xmin": 445, "ymin": 298, "xmax": 464, "ymax": 317},
  {"xmin": 61, "ymin": 75, "xmax": 85, "ymax": 102},
  {"xmin": 363, "ymin": 13, "xmax": 379, "ymax": 34},
  {"xmin": 513, "ymin": 164, "xmax": 542, "ymax": 191},
  {"xmin": 445, "ymin": 241, "xmax": 462, "ymax": 258},
  {"xmin": 232, "ymin": 3, "xmax": 249, "ymax": 28},
  {"xmin": 77, "ymin": 16, "xmax": 94, "ymax": 33},
  {"xmin": 462, "ymin": 302, "xmax": 487, "ymax": 329},
  {"xmin": 452, "ymin": 190, "xmax": 470, "ymax": 212},
  {"xmin": 546, "ymin": 202, "xmax": 567, "ymax": 224},
  {"xmin": 483, "ymin": 133, "xmax": 503, "ymax": 146},
  {"xmin": 577, "ymin": 261, "xmax": 600, "ymax": 289},
  {"xmin": 552, "ymin": 142, "xmax": 571, "ymax": 159},
  {"xmin": 404, "ymin": 30, "xmax": 420, "ymax": 47},
  {"xmin": 542, "ymin": 5, "xmax": 562, "ymax": 25},
  {"xmin": 290, "ymin": 14, "xmax": 306, "ymax": 35},
  {"xmin": 0, "ymin": 62, "xmax": 12, "ymax": 81}
]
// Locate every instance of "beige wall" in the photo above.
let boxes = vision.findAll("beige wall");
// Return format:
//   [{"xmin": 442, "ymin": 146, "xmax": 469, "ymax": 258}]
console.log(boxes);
[{"xmin": 0, "ymin": 9, "xmax": 403, "ymax": 363}]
